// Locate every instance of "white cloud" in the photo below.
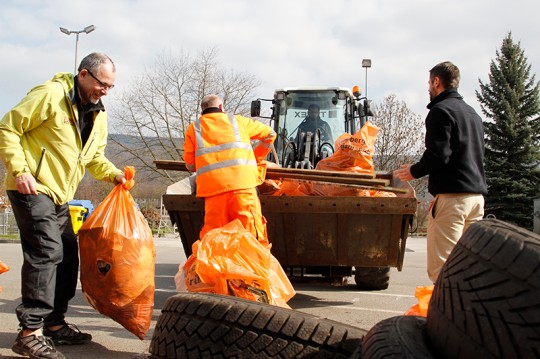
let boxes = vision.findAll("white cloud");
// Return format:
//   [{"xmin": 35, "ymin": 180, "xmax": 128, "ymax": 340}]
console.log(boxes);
[{"xmin": 1, "ymin": 0, "xmax": 539, "ymax": 121}]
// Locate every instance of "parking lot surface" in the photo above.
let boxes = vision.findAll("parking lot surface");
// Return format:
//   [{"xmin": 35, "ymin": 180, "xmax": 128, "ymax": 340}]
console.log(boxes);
[{"xmin": 0, "ymin": 234, "xmax": 431, "ymax": 358}]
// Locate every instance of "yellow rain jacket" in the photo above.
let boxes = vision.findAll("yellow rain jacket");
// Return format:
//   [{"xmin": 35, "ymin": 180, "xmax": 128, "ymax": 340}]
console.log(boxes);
[{"xmin": 0, "ymin": 72, "xmax": 122, "ymax": 205}]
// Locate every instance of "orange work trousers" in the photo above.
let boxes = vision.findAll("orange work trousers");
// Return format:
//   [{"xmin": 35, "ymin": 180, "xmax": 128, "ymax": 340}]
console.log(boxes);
[{"xmin": 200, "ymin": 188, "xmax": 269, "ymax": 246}]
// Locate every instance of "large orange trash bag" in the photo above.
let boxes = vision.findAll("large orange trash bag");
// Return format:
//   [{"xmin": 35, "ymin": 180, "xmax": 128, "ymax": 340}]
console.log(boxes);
[
  {"xmin": 181, "ymin": 219, "xmax": 295, "ymax": 308},
  {"xmin": 404, "ymin": 285, "xmax": 434, "ymax": 317},
  {"xmin": 78, "ymin": 166, "xmax": 155, "ymax": 339},
  {"xmin": 175, "ymin": 241, "xmax": 215, "ymax": 294},
  {"xmin": 0, "ymin": 259, "xmax": 9, "ymax": 293},
  {"xmin": 301, "ymin": 182, "xmax": 372, "ymax": 197},
  {"xmin": 272, "ymin": 179, "xmax": 309, "ymax": 196},
  {"xmin": 316, "ymin": 121, "xmax": 379, "ymax": 175}
]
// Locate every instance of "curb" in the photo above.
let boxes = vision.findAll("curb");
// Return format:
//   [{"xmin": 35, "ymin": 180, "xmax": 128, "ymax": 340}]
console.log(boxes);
[{"xmin": 0, "ymin": 239, "xmax": 19, "ymax": 243}]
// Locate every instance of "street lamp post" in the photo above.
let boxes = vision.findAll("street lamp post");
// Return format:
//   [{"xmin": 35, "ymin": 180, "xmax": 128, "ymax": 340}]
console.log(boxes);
[
  {"xmin": 59, "ymin": 25, "xmax": 96, "ymax": 74},
  {"xmin": 361, "ymin": 59, "xmax": 372, "ymax": 99}
]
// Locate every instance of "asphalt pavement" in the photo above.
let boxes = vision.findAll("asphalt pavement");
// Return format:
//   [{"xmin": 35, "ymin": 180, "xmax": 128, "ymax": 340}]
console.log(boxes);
[{"xmin": 0, "ymin": 234, "xmax": 431, "ymax": 358}]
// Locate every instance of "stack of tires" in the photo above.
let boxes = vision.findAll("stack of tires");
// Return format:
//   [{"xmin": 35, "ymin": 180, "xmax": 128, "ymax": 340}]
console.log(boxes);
[
  {"xmin": 149, "ymin": 219, "xmax": 540, "ymax": 358},
  {"xmin": 363, "ymin": 219, "xmax": 540, "ymax": 358}
]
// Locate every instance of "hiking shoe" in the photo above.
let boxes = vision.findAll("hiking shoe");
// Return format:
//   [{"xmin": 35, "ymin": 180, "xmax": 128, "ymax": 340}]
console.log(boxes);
[
  {"xmin": 12, "ymin": 332, "xmax": 65, "ymax": 359},
  {"xmin": 44, "ymin": 323, "xmax": 92, "ymax": 345}
]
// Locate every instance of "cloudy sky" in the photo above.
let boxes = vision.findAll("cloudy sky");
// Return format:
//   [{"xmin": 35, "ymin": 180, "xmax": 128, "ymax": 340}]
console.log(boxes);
[{"xmin": 1, "ymin": 0, "xmax": 538, "ymax": 123}]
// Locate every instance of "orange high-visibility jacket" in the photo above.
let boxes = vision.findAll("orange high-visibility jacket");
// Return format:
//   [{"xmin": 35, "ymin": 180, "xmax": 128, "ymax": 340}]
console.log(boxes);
[{"xmin": 183, "ymin": 111, "xmax": 275, "ymax": 197}]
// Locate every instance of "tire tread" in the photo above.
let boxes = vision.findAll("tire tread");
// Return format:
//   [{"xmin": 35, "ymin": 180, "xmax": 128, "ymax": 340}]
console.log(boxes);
[
  {"xmin": 427, "ymin": 219, "xmax": 540, "ymax": 359},
  {"xmin": 150, "ymin": 292, "xmax": 366, "ymax": 358}
]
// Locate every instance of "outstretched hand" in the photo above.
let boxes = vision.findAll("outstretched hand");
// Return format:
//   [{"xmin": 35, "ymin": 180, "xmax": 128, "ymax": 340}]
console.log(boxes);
[{"xmin": 394, "ymin": 164, "xmax": 415, "ymax": 182}]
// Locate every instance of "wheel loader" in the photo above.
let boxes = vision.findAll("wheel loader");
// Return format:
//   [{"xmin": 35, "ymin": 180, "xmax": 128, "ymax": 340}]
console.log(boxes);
[{"xmin": 158, "ymin": 86, "xmax": 417, "ymax": 290}]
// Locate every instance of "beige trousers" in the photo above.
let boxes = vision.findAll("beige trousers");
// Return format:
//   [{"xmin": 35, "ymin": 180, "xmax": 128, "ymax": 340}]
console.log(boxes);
[{"xmin": 427, "ymin": 193, "xmax": 485, "ymax": 283}]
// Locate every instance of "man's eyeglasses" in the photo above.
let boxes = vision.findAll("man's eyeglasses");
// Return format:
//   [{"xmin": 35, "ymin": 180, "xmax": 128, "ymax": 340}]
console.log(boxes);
[{"xmin": 85, "ymin": 69, "xmax": 115, "ymax": 90}]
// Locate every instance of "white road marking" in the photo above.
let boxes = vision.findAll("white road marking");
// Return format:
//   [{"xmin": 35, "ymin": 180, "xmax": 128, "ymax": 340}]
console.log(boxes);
[
  {"xmin": 155, "ymin": 288, "xmax": 178, "ymax": 293},
  {"xmin": 353, "ymin": 292, "xmax": 415, "ymax": 298},
  {"xmin": 326, "ymin": 306, "xmax": 405, "ymax": 314}
]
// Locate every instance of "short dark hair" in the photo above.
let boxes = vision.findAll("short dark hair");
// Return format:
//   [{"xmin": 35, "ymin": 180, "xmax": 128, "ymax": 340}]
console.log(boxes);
[
  {"xmin": 429, "ymin": 61, "xmax": 460, "ymax": 89},
  {"xmin": 78, "ymin": 52, "xmax": 115, "ymax": 73},
  {"xmin": 308, "ymin": 104, "xmax": 320, "ymax": 111}
]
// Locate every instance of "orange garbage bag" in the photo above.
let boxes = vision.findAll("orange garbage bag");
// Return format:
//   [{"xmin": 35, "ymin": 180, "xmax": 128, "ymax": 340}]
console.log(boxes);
[
  {"xmin": 78, "ymin": 166, "xmax": 155, "ymax": 339},
  {"xmin": 302, "ymin": 182, "xmax": 372, "ymax": 197},
  {"xmin": 272, "ymin": 179, "xmax": 310, "ymax": 196},
  {"xmin": 258, "ymin": 179, "xmax": 281, "ymax": 195},
  {"xmin": 0, "ymin": 259, "xmax": 9, "ymax": 274},
  {"xmin": 181, "ymin": 219, "xmax": 295, "ymax": 308},
  {"xmin": 369, "ymin": 190, "xmax": 397, "ymax": 198},
  {"xmin": 316, "ymin": 121, "xmax": 379, "ymax": 175},
  {"xmin": 175, "ymin": 241, "xmax": 215, "ymax": 294},
  {"xmin": 404, "ymin": 285, "xmax": 434, "ymax": 317},
  {"xmin": 0, "ymin": 259, "xmax": 9, "ymax": 293}
]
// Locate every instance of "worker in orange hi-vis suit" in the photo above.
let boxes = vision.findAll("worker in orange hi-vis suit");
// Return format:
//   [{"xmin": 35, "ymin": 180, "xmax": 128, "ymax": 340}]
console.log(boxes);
[{"xmin": 183, "ymin": 94, "xmax": 276, "ymax": 245}]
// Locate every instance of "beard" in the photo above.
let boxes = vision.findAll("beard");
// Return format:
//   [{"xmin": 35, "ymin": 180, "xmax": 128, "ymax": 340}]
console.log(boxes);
[
  {"xmin": 81, "ymin": 91, "xmax": 100, "ymax": 105},
  {"xmin": 428, "ymin": 87, "xmax": 436, "ymax": 102}
]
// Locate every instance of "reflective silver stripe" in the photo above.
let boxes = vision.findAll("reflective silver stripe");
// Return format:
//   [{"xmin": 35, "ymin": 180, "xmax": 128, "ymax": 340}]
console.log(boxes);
[
  {"xmin": 197, "ymin": 158, "xmax": 257, "ymax": 176},
  {"xmin": 255, "ymin": 131, "xmax": 276, "ymax": 150},
  {"xmin": 194, "ymin": 113, "xmax": 244, "ymax": 153},
  {"xmin": 194, "ymin": 119, "xmax": 204, "ymax": 148},
  {"xmin": 194, "ymin": 113, "xmax": 256, "ymax": 174},
  {"xmin": 196, "ymin": 141, "xmax": 252, "ymax": 156},
  {"xmin": 266, "ymin": 131, "xmax": 277, "ymax": 140},
  {"xmin": 228, "ymin": 113, "xmax": 242, "ymax": 141}
]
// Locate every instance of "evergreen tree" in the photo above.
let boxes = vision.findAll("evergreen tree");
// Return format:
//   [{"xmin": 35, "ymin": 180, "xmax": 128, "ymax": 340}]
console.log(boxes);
[{"xmin": 476, "ymin": 32, "xmax": 540, "ymax": 230}]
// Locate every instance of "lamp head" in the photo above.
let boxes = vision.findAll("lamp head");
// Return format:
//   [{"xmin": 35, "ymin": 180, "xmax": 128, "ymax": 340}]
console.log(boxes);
[{"xmin": 352, "ymin": 85, "xmax": 362, "ymax": 98}]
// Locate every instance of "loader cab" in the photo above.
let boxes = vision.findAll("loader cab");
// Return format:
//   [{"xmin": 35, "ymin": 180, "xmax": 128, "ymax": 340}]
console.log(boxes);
[
  {"xmin": 272, "ymin": 88, "xmax": 356, "ymax": 168},
  {"xmin": 251, "ymin": 87, "xmax": 373, "ymax": 169}
]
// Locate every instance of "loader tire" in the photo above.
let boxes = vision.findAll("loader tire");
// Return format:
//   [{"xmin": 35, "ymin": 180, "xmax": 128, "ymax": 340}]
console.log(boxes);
[
  {"xmin": 362, "ymin": 316, "xmax": 435, "ymax": 359},
  {"xmin": 427, "ymin": 219, "xmax": 540, "ymax": 359},
  {"xmin": 149, "ymin": 292, "xmax": 367, "ymax": 359},
  {"xmin": 354, "ymin": 267, "xmax": 390, "ymax": 290}
]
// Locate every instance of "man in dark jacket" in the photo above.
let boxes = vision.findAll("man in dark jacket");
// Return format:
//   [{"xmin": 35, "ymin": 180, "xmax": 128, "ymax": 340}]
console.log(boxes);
[
  {"xmin": 297, "ymin": 104, "xmax": 333, "ymax": 143},
  {"xmin": 394, "ymin": 61, "xmax": 487, "ymax": 283}
]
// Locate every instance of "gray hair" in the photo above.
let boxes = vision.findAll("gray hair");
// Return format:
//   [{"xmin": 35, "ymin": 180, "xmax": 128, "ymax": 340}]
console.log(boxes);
[
  {"xmin": 201, "ymin": 94, "xmax": 222, "ymax": 111},
  {"xmin": 78, "ymin": 52, "xmax": 116, "ymax": 73}
]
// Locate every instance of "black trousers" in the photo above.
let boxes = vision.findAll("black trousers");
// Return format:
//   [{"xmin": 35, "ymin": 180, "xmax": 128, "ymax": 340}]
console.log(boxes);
[{"xmin": 7, "ymin": 191, "xmax": 79, "ymax": 330}]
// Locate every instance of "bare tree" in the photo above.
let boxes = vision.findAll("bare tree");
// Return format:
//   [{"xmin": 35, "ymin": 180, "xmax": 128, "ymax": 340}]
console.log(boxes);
[
  {"xmin": 371, "ymin": 94, "xmax": 430, "ymax": 233},
  {"xmin": 74, "ymin": 172, "xmax": 115, "ymax": 205},
  {"xmin": 372, "ymin": 94, "xmax": 424, "ymax": 172},
  {"xmin": 108, "ymin": 47, "xmax": 261, "ymax": 184}
]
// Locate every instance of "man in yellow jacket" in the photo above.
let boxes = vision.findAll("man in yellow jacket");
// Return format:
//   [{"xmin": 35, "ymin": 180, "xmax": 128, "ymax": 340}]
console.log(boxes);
[
  {"xmin": 183, "ymin": 94, "xmax": 276, "ymax": 245},
  {"xmin": 0, "ymin": 52, "xmax": 125, "ymax": 359}
]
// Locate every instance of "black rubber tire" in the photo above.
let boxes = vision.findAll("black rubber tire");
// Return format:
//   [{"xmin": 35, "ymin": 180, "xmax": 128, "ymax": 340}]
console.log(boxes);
[
  {"xmin": 149, "ymin": 292, "xmax": 367, "ymax": 358},
  {"xmin": 362, "ymin": 316, "xmax": 436, "ymax": 359},
  {"xmin": 354, "ymin": 267, "xmax": 390, "ymax": 290},
  {"xmin": 426, "ymin": 219, "xmax": 540, "ymax": 359}
]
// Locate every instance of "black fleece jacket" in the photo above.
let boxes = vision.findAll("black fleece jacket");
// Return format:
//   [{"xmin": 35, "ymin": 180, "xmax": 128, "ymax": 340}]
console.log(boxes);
[{"xmin": 410, "ymin": 89, "xmax": 487, "ymax": 196}]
